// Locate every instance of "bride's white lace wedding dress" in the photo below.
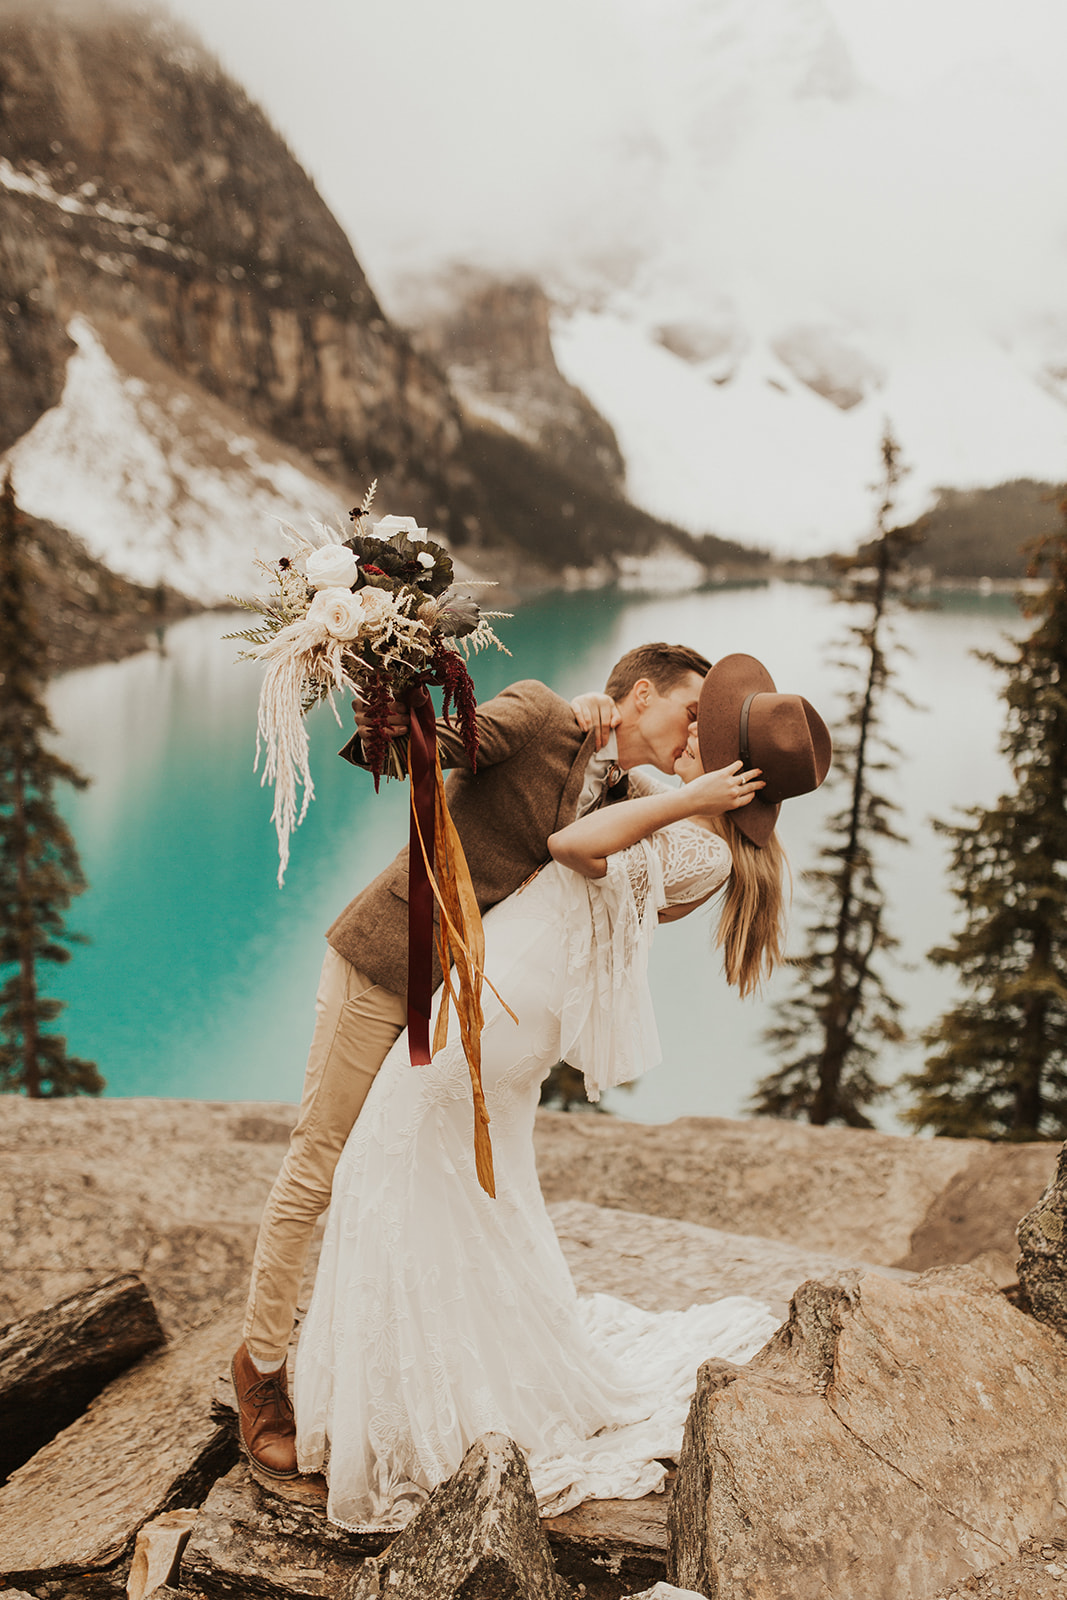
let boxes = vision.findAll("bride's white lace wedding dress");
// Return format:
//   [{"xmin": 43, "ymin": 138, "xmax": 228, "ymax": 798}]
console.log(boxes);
[{"xmin": 293, "ymin": 818, "xmax": 779, "ymax": 1530}]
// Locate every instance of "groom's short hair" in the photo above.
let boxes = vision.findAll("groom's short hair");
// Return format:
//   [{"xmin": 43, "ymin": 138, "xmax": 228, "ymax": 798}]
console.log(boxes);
[{"xmin": 604, "ymin": 643, "xmax": 712, "ymax": 702}]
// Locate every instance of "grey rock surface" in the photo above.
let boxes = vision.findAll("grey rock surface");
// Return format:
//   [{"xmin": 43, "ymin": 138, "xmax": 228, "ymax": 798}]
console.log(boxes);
[
  {"xmin": 668, "ymin": 1265, "xmax": 1067, "ymax": 1600},
  {"xmin": 209, "ymin": 1380, "xmax": 670, "ymax": 1600},
  {"xmin": 549, "ymin": 1198, "xmax": 913, "ymax": 1322},
  {"xmin": 0, "ymin": 1312, "xmax": 240, "ymax": 1585},
  {"xmin": 2, "ymin": 1100, "xmax": 1063, "ymax": 1599},
  {"xmin": 1017, "ymin": 1140, "xmax": 1067, "ymax": 1337},
  {"xmin": 0, "ymin": 1098, "xmax": 298, "ymax": 1335},
  {"xmin": 535, "ymin": 1112, "xmax": 1059, "ymax": 1283},
  {"xmin": 3, "ymin": 1098, "xmax": 1057, "ymax": 1353},
  {"xmin": 184, "ymin": 1441, "xmax": 573, "ymax": 1600},
  {"xmin": 936, "ymin": 1535, "xmax": 1067, "ymax": 1597}
]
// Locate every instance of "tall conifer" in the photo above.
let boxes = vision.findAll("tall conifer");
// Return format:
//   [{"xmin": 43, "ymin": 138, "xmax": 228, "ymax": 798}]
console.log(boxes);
[
  {"xmin": 903, "ymin": 516, "xmax": 1067, "ymax": 1139},
  {"xmin": 750, "ymin": 429, "xmax": 921, "ymax": 1125},
  {"xmin": 0, "ymin": 472, "xmax": 101, "ymax": 1096}
]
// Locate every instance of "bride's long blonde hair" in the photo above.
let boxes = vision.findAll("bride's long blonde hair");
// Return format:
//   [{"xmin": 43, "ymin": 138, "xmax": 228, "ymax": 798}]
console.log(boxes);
[{"xmin": 708, "ymin": 817, "xmax": 789, "ymax": 997}]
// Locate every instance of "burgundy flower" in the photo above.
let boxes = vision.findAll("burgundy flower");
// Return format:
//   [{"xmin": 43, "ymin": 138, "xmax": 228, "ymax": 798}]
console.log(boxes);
[
  {"xmin": 360, "ymin": 671, "xmax": 396, "ymax": 792},
  {"xmin": 433, "ymin": 645, "xmax": 479, "ymax": 771}
]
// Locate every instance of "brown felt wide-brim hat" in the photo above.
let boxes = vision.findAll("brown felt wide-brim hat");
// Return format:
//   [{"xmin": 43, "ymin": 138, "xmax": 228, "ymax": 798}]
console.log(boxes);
[{"xmin": 697, "ymin": 654, "xmax": 832, "ymax": 847}]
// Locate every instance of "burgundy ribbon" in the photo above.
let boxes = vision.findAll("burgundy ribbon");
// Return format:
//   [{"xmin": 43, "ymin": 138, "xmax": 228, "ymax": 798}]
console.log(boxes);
[{"xmin": 406, "ymin": 684, "xmax": 438, "ymax": 1066}]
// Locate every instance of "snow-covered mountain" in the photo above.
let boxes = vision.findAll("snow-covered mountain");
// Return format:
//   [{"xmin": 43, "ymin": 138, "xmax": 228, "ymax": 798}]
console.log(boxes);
[
  {"xmin": 550, "ymin": 309, "xmax": 1067, "ymax": 556},
  {"xmin": 360, "ymin": 0, "xmax": 1067, "ymax": 557},
  {"xmin": 538, "ymin": 0, "xmax": 1067, "ymax": 553},
  {"xmin": 1, "ymin": 3, "xmax": 730, "ymax": 606},
  {"xmin": 5, "ymin": 0, "xmax": 1065, "ymax": 588}
]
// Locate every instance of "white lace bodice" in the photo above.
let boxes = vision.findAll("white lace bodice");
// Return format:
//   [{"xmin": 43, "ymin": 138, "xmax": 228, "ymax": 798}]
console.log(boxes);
[
  {"xmin": 614, "ymin": 774, "xmax": 732, "ymax": 916},
  {"xmin": 648, "ymin": 816, "xmax": 732, "ymax": 909}
]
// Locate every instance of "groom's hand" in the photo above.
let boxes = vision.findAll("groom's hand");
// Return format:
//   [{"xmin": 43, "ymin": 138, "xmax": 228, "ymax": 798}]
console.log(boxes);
[{"xmin": 352, "ymin": 693, "xmax": 410, "ymax": 742}]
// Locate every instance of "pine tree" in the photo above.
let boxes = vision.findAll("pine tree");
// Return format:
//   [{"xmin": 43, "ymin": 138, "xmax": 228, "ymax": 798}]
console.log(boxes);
[
  {"xmin": 750, "ymin": 429, "xmax": 921, "ymax": 1126},
  {"xmin": 903, "ymin": 515, "xmax": 1067, "ymax": 1140},
  {"xmin": 0, "ymin": 473, "xmax": 102, "ymax": 1096}
]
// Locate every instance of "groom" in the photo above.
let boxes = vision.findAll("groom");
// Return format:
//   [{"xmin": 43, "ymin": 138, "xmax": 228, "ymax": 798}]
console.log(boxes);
[{"xmin": 232, "ymin": 641, "xmax": 711, "ymax": 1479}]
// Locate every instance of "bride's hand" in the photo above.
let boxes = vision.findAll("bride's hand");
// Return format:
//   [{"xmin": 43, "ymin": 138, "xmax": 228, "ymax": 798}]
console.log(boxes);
[
  {"xmin": 684, "ymin": 760, "xmax": 764, "ymax": 816},
  {"xmin": 570, "ymin": 692, "xmax": 620, "ymax": 751}
]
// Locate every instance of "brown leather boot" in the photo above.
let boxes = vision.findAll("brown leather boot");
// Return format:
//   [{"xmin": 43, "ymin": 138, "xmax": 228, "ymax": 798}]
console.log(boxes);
[{"xmin": 231, "ymin": 1341, "xmax": 299, "ymax": 1480}]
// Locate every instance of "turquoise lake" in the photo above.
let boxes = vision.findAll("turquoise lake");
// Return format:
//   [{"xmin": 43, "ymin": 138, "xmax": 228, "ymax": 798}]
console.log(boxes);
[{"xmin": 43, "ymin": 580, "xmax": 1021, "ymax": 1127}]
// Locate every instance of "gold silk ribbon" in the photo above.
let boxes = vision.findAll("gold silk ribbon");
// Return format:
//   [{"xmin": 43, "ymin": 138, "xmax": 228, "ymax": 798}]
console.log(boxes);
[{"xmin": 407, "ymin": 741, "xmax": 516, "ymax": 1199}]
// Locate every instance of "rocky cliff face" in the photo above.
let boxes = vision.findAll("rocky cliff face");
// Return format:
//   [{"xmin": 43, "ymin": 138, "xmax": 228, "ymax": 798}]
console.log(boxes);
[
  {"xmin": 0, "ymin": 0, "xmax": 473, "ymax": 555},
  {"xmin": 396, "ymin": 267, "xmax": 763, "ymax": 584},
  {"xmin": 402, "ymin": 268, "xmax": 626, "ymax": 500}
]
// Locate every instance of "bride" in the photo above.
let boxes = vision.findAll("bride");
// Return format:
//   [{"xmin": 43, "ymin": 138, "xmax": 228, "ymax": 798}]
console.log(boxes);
[{"xmin": 293, "ymin": 654, "xmax": 831, "ymax": 1530}]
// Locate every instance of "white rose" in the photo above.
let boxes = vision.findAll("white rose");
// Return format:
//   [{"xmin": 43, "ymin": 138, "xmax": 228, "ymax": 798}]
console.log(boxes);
[
  {"xmin": 416, "ymin": 551, "xmax": 435, "ymax": 569},
  {"xmin": 372, "ymin": 514, "xmax": 428, "ymax": 540},
  {"xmin": 305, "ymin": 544, "xmax": 359, "ymax": 589},
  {"xmin": 306, "ymin": 586, "xmax": 366, "ymax": 639},
  {"xmin": 356, "ymin": 586, "xmax": 396, "ymax": 625}
]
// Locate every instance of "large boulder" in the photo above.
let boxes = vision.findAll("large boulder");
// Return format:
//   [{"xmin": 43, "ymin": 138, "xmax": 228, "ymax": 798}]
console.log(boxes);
[
  {"xmin": 1017, "ymin": 1141, "xmax": 1067, "ymax": 1337},
  {"xmin": 363, "ymin": 1433, "xmax": 570, "ymax": 1599},
  {"xmin": 668, "ymin": 1265, "xmax": 1067, "ymax": 1599}
]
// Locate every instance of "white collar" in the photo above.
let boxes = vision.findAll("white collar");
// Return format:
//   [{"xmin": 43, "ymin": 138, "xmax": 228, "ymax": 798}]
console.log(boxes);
[{"xmin": 584, "ymin": 730, "xmax": 619, "ymax": 775}]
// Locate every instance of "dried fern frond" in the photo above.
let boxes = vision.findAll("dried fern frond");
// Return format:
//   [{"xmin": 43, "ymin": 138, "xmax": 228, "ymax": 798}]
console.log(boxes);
[
  {"xmin": 226, "ymin": 629, "xmax": 280, "ymax": 649},
  {"xmin": 454, "ymin": 617, "xmax": 513, "ymax": 658}
]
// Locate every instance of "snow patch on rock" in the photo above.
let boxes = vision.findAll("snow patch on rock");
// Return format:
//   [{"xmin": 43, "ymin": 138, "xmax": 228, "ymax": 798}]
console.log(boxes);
[{"xmin": 4, "ymin": 317, "xmax": 348, "ymax": 601}]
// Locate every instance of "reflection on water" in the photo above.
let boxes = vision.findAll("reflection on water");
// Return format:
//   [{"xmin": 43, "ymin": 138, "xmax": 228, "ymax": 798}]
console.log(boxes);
[{"xmin": 44, "ymin": 583, "xmax": 1023, "ymax": 1128}]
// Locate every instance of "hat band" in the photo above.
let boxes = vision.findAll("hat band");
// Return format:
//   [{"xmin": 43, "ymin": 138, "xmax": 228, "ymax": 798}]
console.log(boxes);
[{"xmin": 738, "ymin": 692, "xmax": 756, "ymax": 767}]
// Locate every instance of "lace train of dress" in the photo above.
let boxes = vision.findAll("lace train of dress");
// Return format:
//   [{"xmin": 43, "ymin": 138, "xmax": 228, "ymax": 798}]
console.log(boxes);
[{"xmin": 293, "ymin": 826, "xmax": 779, "ymax": 1530}]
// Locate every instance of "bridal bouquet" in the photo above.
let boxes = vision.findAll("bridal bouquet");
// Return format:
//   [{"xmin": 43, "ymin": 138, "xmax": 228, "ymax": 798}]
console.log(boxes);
[
  {"xmin": 230, "ymin": 484, "xmax": 509, "ymax": 874},
  {"xmin": 231, "ymin": 484, "xmax": 511, "ymax": 1195}
]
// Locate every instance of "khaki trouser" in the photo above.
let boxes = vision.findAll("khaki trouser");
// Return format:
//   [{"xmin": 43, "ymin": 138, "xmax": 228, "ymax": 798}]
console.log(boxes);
[{"xmin": 242, "ymin": 945, "xmax": 407, "ymax": 1367}]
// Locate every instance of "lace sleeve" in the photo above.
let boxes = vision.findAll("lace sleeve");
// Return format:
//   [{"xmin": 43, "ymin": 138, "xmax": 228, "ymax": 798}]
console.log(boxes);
[
  {"xmin": 653, "ymin": 820, "xmax": 732, "ymax": 907},
  {"xmin": 554, "ymin": 824, "xmax": 729, "ymax": 1103},
  {"xmin": 556, "ymin": 838, "xmax": 664, "ymax": 1102}
]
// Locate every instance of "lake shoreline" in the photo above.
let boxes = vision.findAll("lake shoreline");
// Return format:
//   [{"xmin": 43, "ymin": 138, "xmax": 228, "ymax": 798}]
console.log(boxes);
[{"xmin": 47, "ymin": 566, "xmax": 1026, "ymax": 684}]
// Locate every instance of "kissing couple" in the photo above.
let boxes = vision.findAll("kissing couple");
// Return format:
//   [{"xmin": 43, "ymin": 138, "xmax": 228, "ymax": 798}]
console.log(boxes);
[{"xmin": 231, "ymin": 641, "xmax": 831, "ymax": 1528}]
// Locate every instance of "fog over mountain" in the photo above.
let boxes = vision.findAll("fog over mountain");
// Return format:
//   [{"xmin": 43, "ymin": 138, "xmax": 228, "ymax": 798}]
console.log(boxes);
[{"xmin": 161, "ymin": 0, "xmax": 1067, "ymax": 554}]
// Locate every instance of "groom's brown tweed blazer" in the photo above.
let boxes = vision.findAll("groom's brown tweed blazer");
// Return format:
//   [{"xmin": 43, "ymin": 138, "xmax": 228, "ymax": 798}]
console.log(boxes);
[{"xmin": 327, "ymin": 678, "xmax": 645, "ymax": 998}]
